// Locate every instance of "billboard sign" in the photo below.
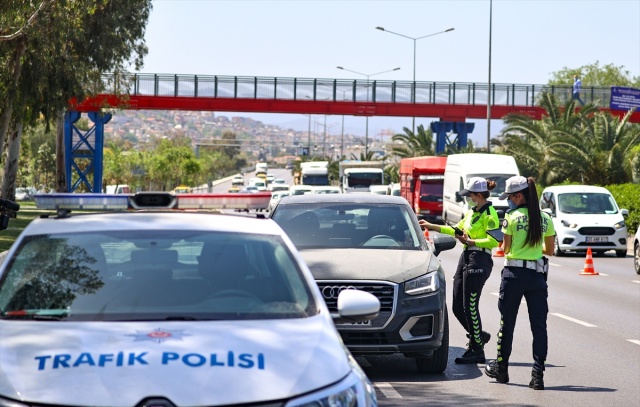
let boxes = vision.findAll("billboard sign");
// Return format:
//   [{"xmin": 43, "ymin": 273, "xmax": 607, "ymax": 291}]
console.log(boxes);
[{"xmin": 610, "ymin": 86, "xmax": 640, "ymax": 111}]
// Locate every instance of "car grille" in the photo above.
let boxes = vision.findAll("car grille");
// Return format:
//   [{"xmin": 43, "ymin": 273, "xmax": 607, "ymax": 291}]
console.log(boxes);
[
  {"xmin": 339, "ymin": 331, "xmax": 390, "ymax": 345},
  {"xmin": 316, "ymin": 282, "xmax": 395, "ymax": 313},
  {"xmin": 578, "ymin": 227, "xmax": 615, "ymax": 236}
]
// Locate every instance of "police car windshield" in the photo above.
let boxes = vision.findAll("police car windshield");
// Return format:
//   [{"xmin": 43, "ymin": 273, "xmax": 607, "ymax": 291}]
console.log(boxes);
[{"xmin": 0, "ymin": 231, "xmax": 317, "ymax": 321}]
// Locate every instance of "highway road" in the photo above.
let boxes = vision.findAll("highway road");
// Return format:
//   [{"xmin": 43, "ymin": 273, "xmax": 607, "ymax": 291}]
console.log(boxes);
[{"xmin": 211, "ymin": 168, "xmax": 640, "ymax": 406}]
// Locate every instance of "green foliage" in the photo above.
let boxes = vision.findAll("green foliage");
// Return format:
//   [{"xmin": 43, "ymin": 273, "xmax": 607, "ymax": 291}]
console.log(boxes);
[
  {"xmin": 391, "ymin": 124, "xmax": 434, "ymax": 158},
  {"xmin": 605, "ymin": 183, "xmax": 640, "ymax": 234},
  {"xmin": 548, "ymin": 61, "xmax": 640, "ymax": 87}
]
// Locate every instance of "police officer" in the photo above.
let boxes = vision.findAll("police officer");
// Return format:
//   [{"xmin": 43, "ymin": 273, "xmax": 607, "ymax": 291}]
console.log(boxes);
[
  {"xmin": 420, "ymin": 177, "xmax": 500, "ymax": 364},
  {"xmin": 485, "ymin": 176, "xmax": 555, "ymax": 390}
]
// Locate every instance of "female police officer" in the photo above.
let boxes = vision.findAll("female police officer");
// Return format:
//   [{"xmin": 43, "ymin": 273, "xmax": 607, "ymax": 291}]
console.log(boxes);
[
  {"xmin": 484, "ymin": 176, "xmax": 555, "ymax": 390},
  {"xmin": 420, "ymin": 177, "xmax": 500, "ymax": 364}
]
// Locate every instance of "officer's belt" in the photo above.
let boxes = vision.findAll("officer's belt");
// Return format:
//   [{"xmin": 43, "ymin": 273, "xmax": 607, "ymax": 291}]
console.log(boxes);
[
  {"xmin": 465, "ymin": 246, "xmax": 491, "ymax": 254},
  {"xmin": 505, "ymin": 259, "xmax": 539, "ymax": 270}
]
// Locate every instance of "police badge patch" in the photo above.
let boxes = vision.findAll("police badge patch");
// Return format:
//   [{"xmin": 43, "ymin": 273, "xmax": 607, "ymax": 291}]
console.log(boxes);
[{"xmin": 501, "ymin": 218, "xmax": 508, "ymax": 228}]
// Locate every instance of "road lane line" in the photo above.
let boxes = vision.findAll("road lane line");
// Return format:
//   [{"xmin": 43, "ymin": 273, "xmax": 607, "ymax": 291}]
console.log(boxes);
[
  {"xmin": 551, "ymin": 313, "xmax": 597, "ymax": 327},
  {"xmin": 376, "ymin": 382, "xmax": 402, "ymax": 398},
  {"xmin": 550, "ymin": 262, "xmax": 561, "ymax": 267},
  {"xmin": 628, "ymin": 340, "xmax": 640, "ymax": 346},
  {"xmin": 632, "ymin": 280, "xmax": 640, "ymax": 284}
]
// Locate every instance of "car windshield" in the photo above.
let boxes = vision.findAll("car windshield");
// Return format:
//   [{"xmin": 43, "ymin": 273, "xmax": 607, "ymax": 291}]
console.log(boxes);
[
  {"xmin": 0, "ymin": 231, "xmax": 317, "ymax": 322},
  {"xmin": 272, "ymin": 203, "xmax": 423, "ymax": 250},
  {"xmin": 557, "ymin": 192, "xmax": 618, "ymax": 214}
]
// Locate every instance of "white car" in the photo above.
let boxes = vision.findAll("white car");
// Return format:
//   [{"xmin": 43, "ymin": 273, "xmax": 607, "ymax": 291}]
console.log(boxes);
[
  {"xmin": 312, "ymin": 186, "xmax": 342, "ymax": 194},
  {"xmin": 266, "ymin": 174, "xmax": 275, "ymax": 184},
  {"xmin": 272, "ymin": 178, "xmax": 287, "ymax": 185},
  {"xmin": 268, "ymin": 191, "xmax": 290, "ymax": 211},
  {"xmin": 0, "ymin": 192, "xmax": 379, "ymax": 407},
  {"xmin": 231, "ymin": 175, "xmax": 244, "ymax": 186},
  {"xmin": 634, "ymin": 227, "xmax": 639, "ymax": 274},
  {"xmin": 540, "ymin": 185, "xmax": 629, "ymax": 257}
]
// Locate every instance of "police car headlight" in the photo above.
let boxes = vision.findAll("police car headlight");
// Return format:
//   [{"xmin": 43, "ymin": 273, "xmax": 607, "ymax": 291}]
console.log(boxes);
[
  {"xmin": 286, "ymin": 356, "xmax": 377, "ymax": 407},
  {"xmin": 0, "ymin": 395, "xmax": 30, "ymax": 407},
  {"xmin": 404, "ymin": 271, "xmax": 438, "ymax": 296},
  {"xmin": 614, "ymin": 220, "xmax": 626, "ymax": 229}
]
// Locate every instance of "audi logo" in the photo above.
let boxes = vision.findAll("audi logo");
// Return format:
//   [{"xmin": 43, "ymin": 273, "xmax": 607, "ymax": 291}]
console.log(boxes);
[{"xmin": 321, "ymin": 285, "xmax": 357, "ymax": 299}]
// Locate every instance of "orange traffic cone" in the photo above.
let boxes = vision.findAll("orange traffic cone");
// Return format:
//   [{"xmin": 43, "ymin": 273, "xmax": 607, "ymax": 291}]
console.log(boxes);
[
  {"xmin": 580, "ymin": 247, "xmax": 599, "ymax": 275},
  {"xmin": 423, "ymin": 228, "xmax": 433, "ymax": 244},
  {"xmin": 494, "ymin": 242, "xmax": 505, "ymax": 257}
]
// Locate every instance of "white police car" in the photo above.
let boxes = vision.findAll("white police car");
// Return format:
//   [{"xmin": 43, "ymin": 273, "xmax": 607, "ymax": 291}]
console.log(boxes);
[{"xmin": 0, "ymin": 192, "xmax": 379, "ymax": 407}]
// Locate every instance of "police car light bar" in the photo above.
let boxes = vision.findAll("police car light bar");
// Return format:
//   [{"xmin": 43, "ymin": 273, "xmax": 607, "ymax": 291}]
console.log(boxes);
[{"xmin": 34, "ymin": 192, "xmax": 271, "ymax": 211}]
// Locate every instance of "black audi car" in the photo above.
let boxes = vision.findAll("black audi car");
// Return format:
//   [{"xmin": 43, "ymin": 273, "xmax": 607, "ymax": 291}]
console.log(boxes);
[{"xmin": 270, "ymin": 193, "xmax": 457, "ymax": 373}]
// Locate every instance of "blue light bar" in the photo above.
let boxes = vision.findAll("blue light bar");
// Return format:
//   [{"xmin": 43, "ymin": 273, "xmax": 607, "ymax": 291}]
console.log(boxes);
[{"xmin": 34, "ymin": 194, "xmax": 130, "ymax": 210}]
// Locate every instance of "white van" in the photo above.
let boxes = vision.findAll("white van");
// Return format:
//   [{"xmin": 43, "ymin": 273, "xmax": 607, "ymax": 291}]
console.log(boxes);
[
  {"xmin": 248, "ymin": 178, "xmax": 267, "ymax": 191},
  {"xmin": 442, "ymin": 153, "xmax": 520, "ymax": 224},
  {"xmin": 540, "ymin": 185, "xmax": 629, "ymax": 257}
]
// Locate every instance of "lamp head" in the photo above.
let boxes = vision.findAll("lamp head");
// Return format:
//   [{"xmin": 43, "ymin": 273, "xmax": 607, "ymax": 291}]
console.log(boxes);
[{"xmin": 375, "ymin": 26, "xmax": 385, "ymax": 31}]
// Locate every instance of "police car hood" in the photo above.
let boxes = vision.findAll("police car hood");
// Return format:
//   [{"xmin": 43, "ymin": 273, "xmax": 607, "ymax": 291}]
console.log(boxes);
[
  {"xmin": 299, "ymin": 248, "xmax": 433, "ymax": 283},
  {"xmin": 0, "ymin": 317, "xmax": 350, "ymax": 406}
]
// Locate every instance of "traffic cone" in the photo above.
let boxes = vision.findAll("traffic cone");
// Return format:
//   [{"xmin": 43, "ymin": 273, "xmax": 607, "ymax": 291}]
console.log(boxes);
[
  {"xmin": 423, "ymin": 228, "xmax": 433, "ymax": 244},
  {"xmin": 580, "ymin": 247, "xmax": 599, "ymax": 275},
  {"xmin": 494, "ymin": 242, "xmax": 505, "ymax": 257}
]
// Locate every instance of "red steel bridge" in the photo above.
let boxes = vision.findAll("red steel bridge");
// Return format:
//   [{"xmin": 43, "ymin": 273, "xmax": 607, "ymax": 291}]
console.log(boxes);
[{"xmin": 66, "ymin": 73, "xmax": 639, "ymax": 192}]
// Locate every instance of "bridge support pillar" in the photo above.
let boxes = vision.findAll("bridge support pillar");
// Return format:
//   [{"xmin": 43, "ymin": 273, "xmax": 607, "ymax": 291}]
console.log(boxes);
[
  {"xmin": 64, "ymin": 110, "xmax": 111, "ymax": 192},
  {"xmin": 430, "ymin": 121, "xmax": 475, "ymax": 154}
]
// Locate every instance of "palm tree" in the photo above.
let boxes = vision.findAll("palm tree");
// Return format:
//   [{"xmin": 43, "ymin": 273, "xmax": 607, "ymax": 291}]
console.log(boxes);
[{"xmin": 391, "ymin": 124, "xmax": 434, "ymax": 158}]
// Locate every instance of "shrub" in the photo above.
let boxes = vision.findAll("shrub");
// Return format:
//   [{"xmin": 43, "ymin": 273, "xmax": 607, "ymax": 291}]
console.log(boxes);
[{"xmin": 605, "ymin": 183, "xmax": 640, "ymax": 233}]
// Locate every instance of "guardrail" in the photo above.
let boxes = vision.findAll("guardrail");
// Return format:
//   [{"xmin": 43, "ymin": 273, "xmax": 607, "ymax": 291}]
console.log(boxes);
[{"xmin": 99, "ymin": 73, "xmax": 614, "ymax": 108}]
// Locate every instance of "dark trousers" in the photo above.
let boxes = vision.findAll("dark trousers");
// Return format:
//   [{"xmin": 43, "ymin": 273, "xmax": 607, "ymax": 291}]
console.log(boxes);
[
  {"xmin": 452, "ymin": 250, "xmax": 492, "ymax": 348},
  {"xmin": 572, "ymin": 92, "xmax": 584, "ymax": 106},
  {"xmin": 497, "ymin": 266, "xmax": 548, "ymax": 372}
]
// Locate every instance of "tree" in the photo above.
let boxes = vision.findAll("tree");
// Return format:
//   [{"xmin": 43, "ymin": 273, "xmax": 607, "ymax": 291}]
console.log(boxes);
[
  {"xmin": 0, "ymin": 0, "xmax": 152, "ymax": 198},
  {"xmin": 548, "ymin": 61, "xmax": 640, "ymax": 88},
  {"xmin": 391, "ymin": 124, "xmax": 434, "ymax": 158}
]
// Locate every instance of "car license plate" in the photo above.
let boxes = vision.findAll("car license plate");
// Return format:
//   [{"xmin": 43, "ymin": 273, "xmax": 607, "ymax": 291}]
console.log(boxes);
[
  {"xmin": 586, "ymin": 236, "xmax": 608, "ymax": 243},
  {"xmin": 337, "ymin": 320, "xmax": 372, "ymax": 326}
]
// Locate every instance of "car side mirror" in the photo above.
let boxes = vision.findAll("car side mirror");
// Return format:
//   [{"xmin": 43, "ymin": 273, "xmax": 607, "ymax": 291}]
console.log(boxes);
[
  {"xmin": 432, "ymin": 234, "xmax": 457, "ymax": 256},
  {"xmin": 542, "ymin": 208, "xmax": 555, "ymax": 217},
  {"xmin": 621, "ymin": 208, "xmax": 629, "ymax": 217},
  {"xmin": 455, "ymin": 191, "xmax": 463, "ymax": 203}
]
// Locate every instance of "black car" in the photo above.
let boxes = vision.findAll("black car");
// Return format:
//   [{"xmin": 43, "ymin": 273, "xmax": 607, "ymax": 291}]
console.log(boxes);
[{"xmin": 270, "ymin": 193, "xmax": 457, "ymax": 373}]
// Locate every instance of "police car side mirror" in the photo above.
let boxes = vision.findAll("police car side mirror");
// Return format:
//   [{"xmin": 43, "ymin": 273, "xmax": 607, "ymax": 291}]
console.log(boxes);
[
  {"xmin": 332, "ymin": 290, "xmax": 380, "ymax": 324},
  {"xmin": 542, "ymin": 208, "xmax": 555, "ymax": 217},
  {"xmin": 455, "ymin": 192, "xmax": 463, "ymax": 203}
]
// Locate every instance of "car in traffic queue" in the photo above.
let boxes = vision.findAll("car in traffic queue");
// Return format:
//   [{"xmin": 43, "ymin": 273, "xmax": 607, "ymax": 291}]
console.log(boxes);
[
  {"xmin": 266, "ymin": 174, "xmax": 276, "ymax": 184},
  {"xmin": 540, "ymin": 185, "xmax": 629, "ymax": 257},
  {"xmin": 172, "ymin": 185, "xmax": 191, "ymax": 194},
  {"xmin": 270, "ymin": 194, "xmax": 457, "ymax": 373},
  {"xmin": 634, "ymin": 227, "xmax": 639, "ymax": 274},
  {"xmin": 231, "ymin": 175, "xmax": 244, "ymax": 186},
  {"xmin": 268, "ymin": 191, "xmax": 291, "ymax": 212},
  {"xmin": 227, "ymin": 186, "xmax": 241, "ymax": 193},
  {"xmin": 0, "ymin": 192, "xmax": 379, "ymax": 407}
]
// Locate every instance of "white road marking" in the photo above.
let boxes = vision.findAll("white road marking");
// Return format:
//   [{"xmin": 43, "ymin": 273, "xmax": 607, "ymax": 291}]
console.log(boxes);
[
  {"xmin": 376, "ymin": 382, "xmax": 402, "ymax": 398},
  {"xmin": 550, "ymin": 262, "xmax": 561, "ymax": 267},
  {"xmin": 551, "ymin": 313, "xmax": 597, "ymax": 327},
  {"xmin": 632, "ymin": 280, "xmax": 640, "ymax": 284},
  {"xmin": 628, "ymin": 340, "xmax": 640, "ymax": 346}
]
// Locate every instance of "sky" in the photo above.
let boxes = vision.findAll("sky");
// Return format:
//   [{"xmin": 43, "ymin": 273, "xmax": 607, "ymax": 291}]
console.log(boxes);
[{"xmin": 137, "ymin": 0, "xmax": 640, "ymax": 148}]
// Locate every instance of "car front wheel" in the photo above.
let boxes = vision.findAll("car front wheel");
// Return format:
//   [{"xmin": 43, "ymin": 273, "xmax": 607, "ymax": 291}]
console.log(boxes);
[
  {"xmin": 415, "ymin": 308, "xmax": 449, "ymax": 374},
  {"xmin": 635, "ymin": 243, "xmax": 640, "ymax": 274},
  {"xmin": 554, "ymin": 237, "xmax": 565, "ymax": 256},
  {"xmin": 615, "ymin": 250, "xmax": 627, "ymax": 258}
]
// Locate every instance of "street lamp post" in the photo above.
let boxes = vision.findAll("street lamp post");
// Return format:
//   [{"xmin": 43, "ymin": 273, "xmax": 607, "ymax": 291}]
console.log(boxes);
[
  {"xmin": 336, "ymin": 66, "xmax": 400, "ymax": 156},
  {"xmin": 375, "ymin": 26, "xmax": 454, "ymax": 133}
]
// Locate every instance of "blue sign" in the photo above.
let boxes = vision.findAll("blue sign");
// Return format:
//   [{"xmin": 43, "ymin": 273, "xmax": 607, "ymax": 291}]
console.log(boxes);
[{"xmin": 610, "ymin": 86, "xmax": 640, "ymax": 111}]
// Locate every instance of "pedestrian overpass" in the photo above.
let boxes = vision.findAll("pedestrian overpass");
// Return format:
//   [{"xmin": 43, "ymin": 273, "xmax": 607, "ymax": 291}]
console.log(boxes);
[{"xmin": 66, "ymin": 73, "xmax": 639, "ymax": 192}]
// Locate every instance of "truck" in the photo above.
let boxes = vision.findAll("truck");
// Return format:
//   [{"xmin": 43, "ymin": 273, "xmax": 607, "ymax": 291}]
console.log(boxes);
[
  {"xmin": 255, "ymin": 162, "xmax": 268, "ymax": 175},
  {"xmin": 300, "ymin": 161, "xmax": 329, "ymax": 186},
  {"xmin": 338, "ymin": 160, "xmax": 385, "ymax": 193},
  {"xmin": 399, "ymin": 156, "xmax": 448, "ymax": 223}
]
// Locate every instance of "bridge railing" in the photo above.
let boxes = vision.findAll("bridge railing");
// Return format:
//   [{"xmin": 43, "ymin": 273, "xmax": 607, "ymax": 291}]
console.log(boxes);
[{"xmin": 101, "ymin": 73, "xmax": 614, "ymax": 108}]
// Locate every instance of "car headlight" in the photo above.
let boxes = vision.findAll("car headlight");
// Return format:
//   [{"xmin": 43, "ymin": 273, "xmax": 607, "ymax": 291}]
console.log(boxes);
[
  {"xmin": 614, "ymin": 220, "xmax": 626, "ymax": 229},
  {"xmin": 286, "ymin": 355, "xmax": 377, "ymax": 407},
  {"xmin": 561, "ymin": 220, "xmax": 578, "ymax": 228},
  {"xmin": 404, "ymin": 271, "xmax": 439, "ymax": 296}
]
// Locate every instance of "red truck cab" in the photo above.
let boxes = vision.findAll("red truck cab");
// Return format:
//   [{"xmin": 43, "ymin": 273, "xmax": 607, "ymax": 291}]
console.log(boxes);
[{"xmin": 399, "ymin": 156, "xmax": 447, "ymax": 224}]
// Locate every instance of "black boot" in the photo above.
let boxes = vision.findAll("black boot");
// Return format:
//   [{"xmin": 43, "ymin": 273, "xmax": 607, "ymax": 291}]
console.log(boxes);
[
  {"xmin": 529, "ymin": 369, "xmax": 544, "ymax": 390},
  {"xmin": 484, "ymin": 360, "xmax": 509, "ymax": 383},
  {"xmin": 466, "ymin": 331, "xmax": 491, "ymax": 345},
  {"xmin": 455, "ymin": 344, "xmax": 486, "ymax": 364}
]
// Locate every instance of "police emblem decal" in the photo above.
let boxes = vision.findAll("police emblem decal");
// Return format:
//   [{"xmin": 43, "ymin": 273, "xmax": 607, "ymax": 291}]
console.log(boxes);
[
  {"xmin": 126, "ymin": 328, "xmax": 191, "ymax": 343},
  {"xmin": 501, "ymin": 219, "xmax": 508, "ymax": 228}
]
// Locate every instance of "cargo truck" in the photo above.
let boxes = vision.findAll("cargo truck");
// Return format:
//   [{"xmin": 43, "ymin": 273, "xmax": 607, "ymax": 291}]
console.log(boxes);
[
  {"xmin": 300, "ymin": 161, "xmax": 329, "ymax": 186},
  {"xmin": 399, "ymin": 156, "xmax": 447, "ymax": 223},
  {"xmin": 338, "ymin": 160, "xmax": 385, "ymax": 193}
]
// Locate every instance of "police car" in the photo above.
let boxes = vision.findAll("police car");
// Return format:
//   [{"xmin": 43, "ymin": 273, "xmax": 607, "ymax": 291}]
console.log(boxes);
[{"xmin": 0, "ymin": 192, "xmax": 379, "ymax": 407}]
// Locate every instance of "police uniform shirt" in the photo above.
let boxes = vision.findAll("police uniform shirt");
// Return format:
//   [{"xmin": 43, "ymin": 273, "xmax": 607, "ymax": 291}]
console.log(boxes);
[
  {"xmin": 501, "ymin": 207, "xmax": 555, "ymax": 260},
  {"xmin": 440, "ymin": 203, "xmax": 500, "ymax": 249}
]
